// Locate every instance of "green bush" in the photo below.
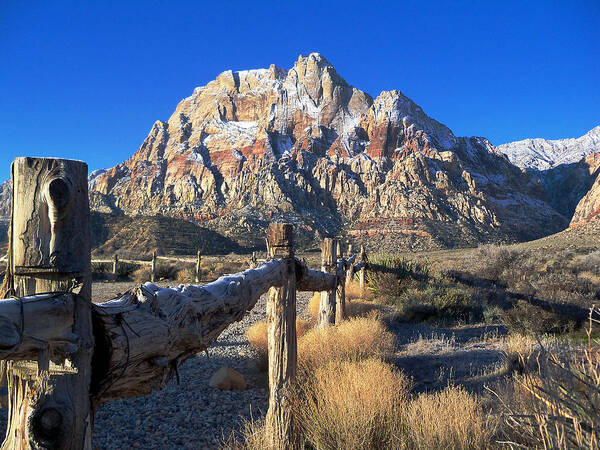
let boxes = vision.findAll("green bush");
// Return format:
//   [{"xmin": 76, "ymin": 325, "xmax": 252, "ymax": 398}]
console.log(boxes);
[
  {"xmin": 366, "ymin": 254, "xmax": 430, "ymax": 302},
  {"xmin": 501, "ymin": 301, "xmax": 577, "ymax": 335}
]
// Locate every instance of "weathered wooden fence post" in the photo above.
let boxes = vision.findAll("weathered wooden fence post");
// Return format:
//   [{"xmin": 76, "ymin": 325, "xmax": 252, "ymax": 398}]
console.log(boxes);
[
  {"xmin": 318, "ymin": 238, "xmax": 336, "ymax": 327},
  {"xmin": 2, "ymin": 157, "xmax": 93, "ymax": 449},
  {"xmin": 195, "ymin": 250, "xmax": 201, "ymax": 283},
  {"xmin": 347, "ymin": 243, "xmax": 353, "ymax": 257},
  {"xmin": 112, "ymin": 253, "xmax": 119, "ymax": 275},
  {"xmin": 359, "ymin": 244, "xmax": 367, "ymax": 292},
  {"xmin": 265, "ymin": 223, "xmax": 297, "ymax": 449},
  {"xmin": 151, "ymin": 250, "xmax": 157, "ymax": 282},
  {"xmin": 335, "ymin": 259, "xmax": 346, "ymax": 324}
]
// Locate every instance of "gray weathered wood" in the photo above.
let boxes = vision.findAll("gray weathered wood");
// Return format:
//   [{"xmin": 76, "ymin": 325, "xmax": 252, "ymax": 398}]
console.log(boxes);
[
  {"xmin": 0, "ymin": 293, "xmax": 77, "ymax": 361},
  {"xmin": 195, "ymin": 250, "xmax": 201, "ymax": 283},
  {"xmin": 3, "ymin": 157, "xmax": 93, "ymax": 450},
  {"xmin": 359, "ymin": 244, "xmax": 367, "ymax": 292},
  {"xmin": 264, "ymin": 223, "xmax": 297, "ymax": 448},
  {"xmin": 318, "ymin": 238, "xmax": 336, "ymax": 327},
  {"xmin": 151, "ymin": 251, "xmax": 157, "ymax": 282},
  {"xmin": 112, "ymin": 253, "xmax": 118, "ymax": 275},
  {"xmin": 90, "ymin": 259, "xmax": 289, "ymax": 404}
]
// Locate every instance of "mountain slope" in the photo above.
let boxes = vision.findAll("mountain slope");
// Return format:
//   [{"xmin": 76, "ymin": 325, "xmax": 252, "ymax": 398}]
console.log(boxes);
[
  {"xmin": 497, "ymin": 126, "xmax": 600, "ymax": 171},
  {"xmin": 90, "ymin": 212, "xmax": 242, "ymax": 257},
  {"xmin": 88, "ymin": 53, "xmax": 567, "ymax": 250}
]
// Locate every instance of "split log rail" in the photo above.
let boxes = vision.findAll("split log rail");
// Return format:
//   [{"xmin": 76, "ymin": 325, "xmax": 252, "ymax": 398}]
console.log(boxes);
[{"xmin": 0, "ymin": 157, "xmax": 369, "ymax": 449}]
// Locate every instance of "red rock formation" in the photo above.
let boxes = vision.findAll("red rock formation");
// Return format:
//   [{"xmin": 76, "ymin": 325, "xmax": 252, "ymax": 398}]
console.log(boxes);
[{"xmin": 81, "ymin": 53, "xmax": 569, "ymax": 250}]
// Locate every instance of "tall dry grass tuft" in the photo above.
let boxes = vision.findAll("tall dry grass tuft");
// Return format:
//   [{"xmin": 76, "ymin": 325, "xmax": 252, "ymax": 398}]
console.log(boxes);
[
  {"xmin": 294, "ymin": 358, "xmax": 410, "ymax": 450},
  {"xmin": 298, "ymin": 316, "xmax": 395, "ymax": 372},
  {"xmin": 497, "ymin": 308, "xmax": 600, "ymax": 449},
  {"xmin": 246, "ymin": 318, "xmax": 312, "ymax": 371},
  {"xmin": 307, "ymin": 288, "xmax": 382, "ymax": 322},
  {"xmin": 345, "ymin": 280, "xmax": 370, "ymax": 300},
  {"xmin": 406, "ymin": 386, "xmax": 494, "ymax": 450}
]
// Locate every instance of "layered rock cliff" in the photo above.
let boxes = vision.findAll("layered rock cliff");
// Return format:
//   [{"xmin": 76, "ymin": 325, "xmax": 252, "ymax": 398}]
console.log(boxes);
[{"xmin": 87, "ymin": 53, "xmax": 567, "ymax": 250}]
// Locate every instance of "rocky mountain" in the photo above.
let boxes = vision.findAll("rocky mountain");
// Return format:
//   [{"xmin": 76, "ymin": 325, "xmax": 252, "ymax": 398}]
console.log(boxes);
[
  {"xmin": 570, "ymin": 153, "xmax": 600, "ymax": 226},
  {"xmin": 497, "ymin": 126, "xmax": 600, "ymax": 171},
  {"xmin": 83, "ymin": 53, "xmax": 567, "ymax": 251}
]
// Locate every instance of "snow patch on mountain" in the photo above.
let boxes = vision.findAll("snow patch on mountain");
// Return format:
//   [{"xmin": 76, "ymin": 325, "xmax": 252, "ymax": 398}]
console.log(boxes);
[{"xmin": 497, "ymin": 126, "xmax": 600, "ymax": 170}]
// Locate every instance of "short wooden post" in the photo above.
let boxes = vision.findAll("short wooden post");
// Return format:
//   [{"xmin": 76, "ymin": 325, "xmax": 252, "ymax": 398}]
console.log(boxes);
[
  {"xmin": 359, "ymin": 244, "xmax": 367, "ymax": 293},
  {"xmin": 3, "ymin": 157, "xmax": 94, "ymax": 449},
  {"xmin": 251, "ymin": 251, "xmax": 257, "ymax": 267},
  {"xmin": 112, "ymin": 253, "xmax": 119, "ymax": 275},
  {"xmin": 195, "ymin": 250, "xmax": 201, "ymax": 283},
  {"xmin": 347, "ymin": 243, "xmax": 353, "ymax": 257},
  {"xmin": 336, "ymin": 240, "xmax": 342, "ymax": 260},
  {"xmin": 265, "ymin": 223, "xmax": 297, "ymax": 449},
  {"xmin": 151, "ymin": 251, "xmax": 157, "ymax": 282},
  {"xmin": 318, "ymin": 238, "xmax": 336, "ymax": 327},
  {"xmin": 336, "ymin": 265, "xmax": 346, "ymax": 324}
]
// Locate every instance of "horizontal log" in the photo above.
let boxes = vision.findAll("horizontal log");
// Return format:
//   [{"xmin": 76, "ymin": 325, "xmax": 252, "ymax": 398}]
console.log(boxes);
[
  {"xmin": 91, "ymin": 259, "xmax": 288, "ymax": 404},
  {"xmin": 295, "ymin": 260, "xmax": 337, "ymax": 291},
  {"xmin": 0, "ymin": 293, "xmax": 78, "ymax": 361},
  {"xmin": 353, "ymin": 261, "xmax": 366, "ymax": 273}
]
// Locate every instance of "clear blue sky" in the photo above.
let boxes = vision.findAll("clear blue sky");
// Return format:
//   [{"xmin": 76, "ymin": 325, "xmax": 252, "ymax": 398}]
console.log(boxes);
[{"xmin": 1, "ymin": 0, "xmax": 599, "ymax": 180}]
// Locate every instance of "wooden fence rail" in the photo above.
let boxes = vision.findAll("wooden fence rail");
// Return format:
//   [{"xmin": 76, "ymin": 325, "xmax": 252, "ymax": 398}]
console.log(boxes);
[{"xmin": 0, "ymin": 157, "xmax": 367, "ymax": 449}]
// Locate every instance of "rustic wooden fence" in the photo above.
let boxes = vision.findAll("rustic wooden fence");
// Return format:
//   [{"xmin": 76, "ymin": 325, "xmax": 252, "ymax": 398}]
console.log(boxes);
[{"xmin": 0, "ymin": 157, "xmax": 368, "ymax": 449}]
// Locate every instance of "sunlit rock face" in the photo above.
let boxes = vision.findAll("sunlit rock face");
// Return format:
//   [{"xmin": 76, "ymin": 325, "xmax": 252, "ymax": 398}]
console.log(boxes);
[
  {"xmin": 76, "ymin": 54, "xmax": 570, "ymax": 249},
  {"xmin": 570, "ymin": 153, "xmax": 600, "ymax": 227}
]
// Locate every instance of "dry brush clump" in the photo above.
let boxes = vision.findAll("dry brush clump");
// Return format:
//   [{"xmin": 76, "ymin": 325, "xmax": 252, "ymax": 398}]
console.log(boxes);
[
  {"xmin": 294, "ymin": 358, "xmax": 410, "ymax": 450},
  {"xmin": 297, "ymin": 316, "xmax": 395, "ymax": 373},
  {"xmin": 495, "ymin": 311, "xmax": 600, "ymax": 449},
  {"xmin": 238, "ymin": 310, "xmax": 495, "ymax": 449},
  {"xmin": 246, "ymin": 318, "xmax": 312, "ymax": 371}
]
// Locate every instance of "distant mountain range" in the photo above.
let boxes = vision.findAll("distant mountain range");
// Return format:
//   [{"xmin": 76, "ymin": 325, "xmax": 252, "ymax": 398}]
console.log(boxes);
[
  {"xmin": 1, "ymin": 54, "xmax": 598, "ymax": 252},
  {"xmin": 497, "ymin": 127, "xmax": 600, "ymax": 171}
]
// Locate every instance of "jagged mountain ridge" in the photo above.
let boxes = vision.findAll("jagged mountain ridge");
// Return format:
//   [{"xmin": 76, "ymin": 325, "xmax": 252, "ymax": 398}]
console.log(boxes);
[
  {"xmin": 497, "ymin": 126, "xmax": 600, "ymax": 171},
  {"xmin": 1, "ymin": 54, "xmax": 571, "ymax": 251},
  {"xmin": 86, "ymin": 53, "xmax": 568, "ymax": 250}
]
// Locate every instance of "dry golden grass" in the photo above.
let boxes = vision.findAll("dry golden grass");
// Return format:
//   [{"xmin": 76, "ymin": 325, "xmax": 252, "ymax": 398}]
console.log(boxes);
[
  {"xmin": 345, "ymin": 280, "xmax": 370, "ymax": 300},
  {"xmin": 406, "ymin": 386, "xmax": 494, "ymax": 450},
  {"xmin": 298, "ymin": 316, "xmax": 395, "ymax": 372},
  {"xmin": 246, "ymin": 318, "xmax": 312, "ymax": 371},
  {"xmin": 307, "ymin": 289, "xmax": 382, "ymax": 322},
  {"xmin": 294, "ymin": 358, "xmax": 411, "ymax": 450},
  {"xmin": 307, "ymin": 292, "xmax": 320, "ymax": 320}
]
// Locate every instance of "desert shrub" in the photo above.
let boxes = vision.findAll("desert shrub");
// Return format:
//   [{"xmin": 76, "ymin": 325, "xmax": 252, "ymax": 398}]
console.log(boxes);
[
  {"xmin": 298, "ymin": 316, "xmax": 395, "ymax": 373},
  {"xmin": 475, "ymin": 245, "xmax": 525, "ymax": 282},
  {"xmin": 91, "ymin": 262, "xmax": 114, "ymax": 281},
  {"xmin": 294, "ymin": 358, "xmax": 411, "ymax": 450},
  {"xmin": 405, "ymin": 386, "xmax": 493, "ymax": 449},
  {"xmin": 345, "ymin": 280, "xmax": 370, "ymax": 300},
  {"xmin": 396, "ymin": 284, "xmax": 483, "ymax": 325},
  {"xmin": 246, "ymin": 318, "xmax": 313, "ymax": 371},
  {"xmin": 366, "ymin": 255, "xmax": 430, "ymax": 302},
  {"xmin": 132, "ymin": 266, "xmax": 152, "ymax": 282},
  {"xmin": 501, "ymin": 301, "xmax": 577, "ymax": 336},
  {"xmin": 153, "ymin": 262, "xmax": 179, "ymax": 280},
  {"xmin": 497, "ymin": 316, "xmax": 600, "ymax": 449},
  {"xmin": 176, "ymin": 266, "xmax": 197, "ymax": 284}
]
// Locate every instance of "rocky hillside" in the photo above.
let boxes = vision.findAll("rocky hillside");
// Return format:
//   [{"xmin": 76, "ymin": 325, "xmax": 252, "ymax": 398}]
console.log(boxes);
[
  {"xmin": 570, "ymin": 154, "xmax": 600, "ymax": 226},
  {"xmin": 497, "ymin": 126, "xmax": 600, "ymax": 171},
  {"xmin": 90, "ymin": 212, "xmax": 242, "ymax": 257},
  {"xmin": 83, "ymin": 53, "xmax": 567, "ymax": 251}
]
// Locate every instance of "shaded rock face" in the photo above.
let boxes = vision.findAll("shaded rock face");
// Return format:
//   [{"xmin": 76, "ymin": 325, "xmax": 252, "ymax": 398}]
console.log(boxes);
[{"xmin": 88, "ymin": 53, "xmax": 567, "ymax": 250}]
